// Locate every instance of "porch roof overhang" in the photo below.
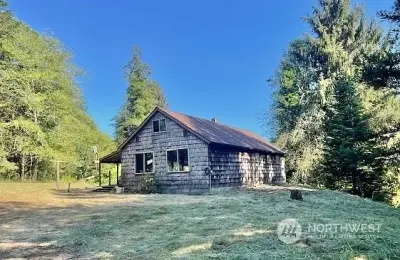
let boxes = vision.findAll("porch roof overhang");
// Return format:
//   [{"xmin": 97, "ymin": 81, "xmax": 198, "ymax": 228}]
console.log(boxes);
[{"xmin": 99, "ymin": 150, "xmax": 121, "ymax": 164}]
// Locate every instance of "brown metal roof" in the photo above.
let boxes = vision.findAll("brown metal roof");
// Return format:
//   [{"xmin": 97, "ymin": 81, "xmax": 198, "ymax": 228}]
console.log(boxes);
[
  {"xmin": 99, "ymin": 150, "xmax": 121, "ymax": 163},
  {"xmin": 158, "ymin": 108, "xmax": 284, "ymax": 154},
  {"xmin": 116, "ymin": 107, "xmax": 284, "ymax": 155}
]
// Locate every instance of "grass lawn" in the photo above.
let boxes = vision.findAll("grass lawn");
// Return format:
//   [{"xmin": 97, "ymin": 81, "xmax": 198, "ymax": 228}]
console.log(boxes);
[{"xmin": 1, "ymin": 182, "xmax": 399, "ymax": 259}]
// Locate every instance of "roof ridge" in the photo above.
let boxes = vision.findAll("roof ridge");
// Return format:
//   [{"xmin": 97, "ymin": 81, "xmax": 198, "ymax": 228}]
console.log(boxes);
[
  {"xmin": 118, "ymin": 107, "xmax": 284, "ymax": 154},
  {"xmin": 160, "ymin": 107, "xmax": 252, "ymax": 131},
  {"xmin": 158, "ymin": 107, "xmax": 283, "ymax": 153}
]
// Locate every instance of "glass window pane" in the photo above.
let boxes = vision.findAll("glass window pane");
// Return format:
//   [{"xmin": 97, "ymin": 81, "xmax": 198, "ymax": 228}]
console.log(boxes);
[
  {"xmin": 145, "ymin": 153, "xmax": 153, "ymax": 173},
  {"xmin": 135, "ymin": 153, "xmax": 144, "ymax": 173},
  {"xmin": 160, "ymin": 119, "xmax": 166, "ymax": 131},
  {"xmin": 167, "ymin": 150, "xmax": 178, "ymax": 172},
  {"xmin": 178, "ymin": 149, "xmax": 189, "ymax": 171},
  {"xmin": 153, "ymin": 120, "xmax": 159, "ymax": 132}
]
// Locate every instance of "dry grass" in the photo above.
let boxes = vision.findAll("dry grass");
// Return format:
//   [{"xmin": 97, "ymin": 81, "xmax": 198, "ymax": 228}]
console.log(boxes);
[{"xmin": 1, "ymin": 182, "xmax": 399, "ymax": 259}]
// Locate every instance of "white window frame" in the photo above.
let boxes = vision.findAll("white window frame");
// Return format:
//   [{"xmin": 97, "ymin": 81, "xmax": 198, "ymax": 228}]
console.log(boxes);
[
  {"xmin": 152, "ymin": 119, "xmax": 167, "ymax": 133},
  {"xmin": 166, "ymin": 148, "xmax": 190, "ymax": 173},
  {"xmin": 135, "ymin": 151, "xmax": 155, "ymax": 174}
]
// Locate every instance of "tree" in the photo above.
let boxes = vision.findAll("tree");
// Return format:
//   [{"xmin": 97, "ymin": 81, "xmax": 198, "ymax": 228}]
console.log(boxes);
[
  {"xmin": 270, "ymin": 0, "xmax": 400, "ymax": 202},
  {"xmin": 322, "ymin": 79, "xmax": 376, "ymax": 196},
  {"xmin": 379, "ymin": 0, "xmax": 400, "ymax": 26},
  {"xmin": 114, "ymin": 46, "xmax": 167, "ymax": 144},
  {"xmin": 0, "ymin": 1, "xmax": 115, "ymax": 180},
  {"xmin": 271, "ymin": 0, "xmax": 381, "ymax": 183},
  {"xmin": 360, "ymin": 0, "xmax": 400, "ymax": 201}
]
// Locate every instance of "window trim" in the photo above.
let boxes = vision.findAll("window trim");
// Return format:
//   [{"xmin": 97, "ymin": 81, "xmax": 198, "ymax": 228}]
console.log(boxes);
[
  {"xmin": 152, "ymin": 118, "xmax": 167, "ymax": 133},
  {"xmin": 135, "ymin": 151, "xmax": 155, "ymax": 175},
  {"xmin": 166, "ymin": 148, "xmax": 190, "ymax": 173}
]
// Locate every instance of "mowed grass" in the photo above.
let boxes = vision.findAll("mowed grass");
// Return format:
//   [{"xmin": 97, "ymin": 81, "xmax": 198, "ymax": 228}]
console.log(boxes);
[
  {"xmin": 1, "ymin": 182, "xmax": 400, "ymax": 259},
  {"xmin": 60, "ymin": 188, "xmax": 400, "ymax": 260}
]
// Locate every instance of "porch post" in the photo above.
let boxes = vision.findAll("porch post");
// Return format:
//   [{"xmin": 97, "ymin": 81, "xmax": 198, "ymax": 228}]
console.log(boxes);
[
  {"xmin": 116, "ymin": 163, "xmax": 119, "ymax": 186},
  {"xmin": 99, "ymin": 163, "xmax": 102, "ymax": 187}
]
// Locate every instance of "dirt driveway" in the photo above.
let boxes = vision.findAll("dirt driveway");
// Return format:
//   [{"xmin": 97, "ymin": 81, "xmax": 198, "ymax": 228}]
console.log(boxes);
[{"xmin": 0, "ymin": 182, "xmax": 144, "ymax": 259}]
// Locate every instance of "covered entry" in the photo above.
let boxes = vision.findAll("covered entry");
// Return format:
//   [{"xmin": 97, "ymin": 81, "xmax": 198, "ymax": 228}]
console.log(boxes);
[{"xmin": 99, "ymin": 150, "xmax": 122, "ymax": 187}]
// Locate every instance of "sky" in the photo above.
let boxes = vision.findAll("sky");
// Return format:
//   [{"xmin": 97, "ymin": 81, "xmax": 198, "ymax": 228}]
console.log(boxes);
[{"xmin": 8, "ymin": 0, "xmax": 393, "ymax": 139}]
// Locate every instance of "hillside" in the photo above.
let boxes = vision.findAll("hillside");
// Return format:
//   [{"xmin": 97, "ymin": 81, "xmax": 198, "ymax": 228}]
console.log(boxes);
[{"xmin": 0, "ymin": 1, "xmax": 115, "ymax": 181}]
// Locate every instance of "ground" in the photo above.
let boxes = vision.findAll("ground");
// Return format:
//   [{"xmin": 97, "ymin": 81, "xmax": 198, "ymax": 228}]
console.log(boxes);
[{"xmin": 1, "ymin": 182, "xmax": 399, "ymax": 260}]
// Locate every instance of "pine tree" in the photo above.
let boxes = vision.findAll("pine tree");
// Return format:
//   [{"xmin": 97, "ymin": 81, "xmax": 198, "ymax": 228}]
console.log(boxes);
[
  {"xmin": 322, "ymin": 79, "xmax": 376, "ymax": 196},
  {"xmin": 114, "ymin": 46, "xmax": 167, "ymax": 144},
  {"xmin": 271, "ymin": 0, "xmax": 382, "ymax": 184}
]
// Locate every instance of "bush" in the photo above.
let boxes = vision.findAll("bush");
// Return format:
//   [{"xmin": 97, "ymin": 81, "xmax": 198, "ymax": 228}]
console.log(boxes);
[{"xmin": 136, "ymin": 175, "xmax": 156, "ymax": 194}]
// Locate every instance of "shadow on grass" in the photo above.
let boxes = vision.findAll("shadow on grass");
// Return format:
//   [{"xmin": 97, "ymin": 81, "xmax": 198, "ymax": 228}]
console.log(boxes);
[
  {"xmin": 1, "ymin": 187, "xmax": 400, "ymax": 259},
  {"xmin": 0, "ymin": 189, "xmax": 145, "ymax": 259},
  {"xmin": 57, "ymin": 188, "xmax": 400, "ymax": 260}
]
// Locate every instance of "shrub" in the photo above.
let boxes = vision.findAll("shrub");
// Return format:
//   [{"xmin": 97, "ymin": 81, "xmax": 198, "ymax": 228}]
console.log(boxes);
[{"xmin": 136, "ymin": 175, "xmax": 156, "ymax": 194}]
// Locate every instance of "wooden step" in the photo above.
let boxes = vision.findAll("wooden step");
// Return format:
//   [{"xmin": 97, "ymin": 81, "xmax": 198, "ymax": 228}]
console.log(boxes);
[{"xmin": 92, "ymin": 185, "xmax": 116, "ymax": 193}]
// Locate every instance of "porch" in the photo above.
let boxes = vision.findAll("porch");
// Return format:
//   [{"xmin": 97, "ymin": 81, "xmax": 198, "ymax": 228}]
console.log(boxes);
[{"xmin": 98, "ymin": 150, "xmax": 122, "ymax": 187}]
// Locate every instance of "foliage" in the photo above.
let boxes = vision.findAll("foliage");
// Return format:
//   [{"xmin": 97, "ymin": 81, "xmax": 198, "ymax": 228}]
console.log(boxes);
[
  {"xmin": 135, "ymin": 174, "xmax": 156, "ymax": 194},
  {"xmin": 321, "ymin": 79, "xmax": 376, "ymax": 196},
  {"xmin": 0, "ymin": 1, "xmax": 115, "ymax": 180},
  {"xmin": 114, "ymin": 46, "xmax": 167, "ymax": 144},
  {"xmin": 270, "ymin": 0, "xmax": 400, "ymax": 200}
]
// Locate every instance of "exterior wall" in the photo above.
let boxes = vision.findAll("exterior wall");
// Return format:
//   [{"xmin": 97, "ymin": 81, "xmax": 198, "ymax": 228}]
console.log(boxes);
[
  {"xmin": 209, "ymin": 145, "xmax": 285, "ymax": 188},
  {"xmin": 121, "ymin": 112, "xmax": 210, "ymax": 194}
]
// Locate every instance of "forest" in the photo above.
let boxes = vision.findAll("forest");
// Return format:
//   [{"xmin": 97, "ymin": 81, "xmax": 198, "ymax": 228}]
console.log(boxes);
[
  {"xmin": 0, "ymin": 0, "xmax": 166, "ymax": 182},
  {"xmin": 1, "ymin": 0, "xmax": 400, "ymax": 206},
  {"xmin": 0, "ymin": 0, "xmax": 115, "ymax": 181},
  {"xmin": 271, "ymin": 0, "xmax": 400, "ymax": 204}
]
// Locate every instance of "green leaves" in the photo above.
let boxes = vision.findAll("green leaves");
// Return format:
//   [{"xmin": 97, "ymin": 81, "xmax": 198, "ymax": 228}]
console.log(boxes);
[
  {"xmin": 0, "ymin": 5, "xmax": 115, "ymax": 180},
  {"xmin": 271, "ymin": 0, "xmax": 400, "ymax": 198},
  {"xmin": 114, "ymin": 46, "xmax": 167, "ymax": 144}
]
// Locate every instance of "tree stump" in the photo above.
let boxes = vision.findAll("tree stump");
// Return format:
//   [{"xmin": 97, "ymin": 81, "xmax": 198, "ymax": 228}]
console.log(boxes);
[{"xmin": 290, "ymin": 190, "xmax": 303, "ymax": 201}]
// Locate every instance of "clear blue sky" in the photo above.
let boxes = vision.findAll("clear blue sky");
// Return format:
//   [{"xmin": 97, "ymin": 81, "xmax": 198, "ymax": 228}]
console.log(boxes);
[{"xmin": 8, "ymin": 0, "xmax": 392, "ymax": 139}]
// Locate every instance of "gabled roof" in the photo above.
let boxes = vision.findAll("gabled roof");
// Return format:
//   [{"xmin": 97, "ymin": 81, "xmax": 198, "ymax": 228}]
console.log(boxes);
[{"xmin": 118, "ymin": 107, "xmax": 284, "ymax": 155}]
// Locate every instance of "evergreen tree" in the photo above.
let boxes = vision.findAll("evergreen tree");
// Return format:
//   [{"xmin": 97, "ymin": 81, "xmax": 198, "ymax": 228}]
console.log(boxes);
[
  {"xmin": 271, "ymin": 0, "xmax": 400, "ymax": 200},
  {"xmin": 322, "ymin": 79, "xmax": 375, "ymax": 196},
  {"xmin": 361, "ymin": 0, "xmax": 400, "ymax": 201},
  {"xmin": 271, "ymin": 0, "xmax": 381, "ymax": 183},
  {"xmin": 114, "ymin": 46, "xmax": 167, "ymax": 144}
]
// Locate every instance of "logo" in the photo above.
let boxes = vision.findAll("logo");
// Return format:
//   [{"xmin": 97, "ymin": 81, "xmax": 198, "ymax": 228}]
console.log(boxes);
[{"xmin": 277, "ymin": 218, "xmax": 302, "ymax": 244}]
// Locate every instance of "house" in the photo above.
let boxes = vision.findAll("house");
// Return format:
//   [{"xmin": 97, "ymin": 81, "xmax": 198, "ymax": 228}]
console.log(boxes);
[{"xmin": 100, "ymin": 107, "xmax": 285, "ymax": 194}]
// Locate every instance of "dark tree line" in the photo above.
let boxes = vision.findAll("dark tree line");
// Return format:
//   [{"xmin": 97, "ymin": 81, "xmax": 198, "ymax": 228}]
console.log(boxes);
[{"xmin": 271, "ymin": 0, "xmax": 400, "ymax": 204}]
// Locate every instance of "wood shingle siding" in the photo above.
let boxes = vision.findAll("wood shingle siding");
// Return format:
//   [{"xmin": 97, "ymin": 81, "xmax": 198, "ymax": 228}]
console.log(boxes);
[
  {"xmin": 209, "ymin": 145, "xmax": 285, "ymax": 188},
  {"xmin": 113, "ymin": 107, "xmax": 286, "ymax": 194},
  {"xmin": 121, "ymin": 112, "xmax": 210, "ymax": 194}
]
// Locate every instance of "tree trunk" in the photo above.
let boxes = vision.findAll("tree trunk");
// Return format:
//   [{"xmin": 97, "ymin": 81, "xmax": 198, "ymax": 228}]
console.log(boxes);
[
  {"xmin": 20, "ymin": 155, "xmax": 25, "ymax": 180},
  {"xmin": 29, "ymin": 155, "xmax": 33, "ymax": 180},
  {"xmin": 33, "ymin": 156, "xmax": 38, "ymax": 181},
  {"xmin": 352, "ymin": 174, "xmax": 357, "ymax": 195}
]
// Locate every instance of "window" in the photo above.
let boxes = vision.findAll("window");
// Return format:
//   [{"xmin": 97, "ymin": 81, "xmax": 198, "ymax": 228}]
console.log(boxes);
[
  {"xmin": 135, "ymin": 136, "xmax": 140, "ymax": 142},
  {"xmin": 135, "ymin": 152, "xmax": 153, "ymax": 174},
  {"xmin": 183, "ymin": 129, "xmax": 189, "ymax": 137},
  {"xmin": 167, "ymin": 148, "xmax": 189, "ymax": 172},
  {"xmin": 153, "ymin": 119, "xmax": 166, "ymax": 132},
  {"xmin": 272, "ymin": 155, "xmax": 278, "ymax": 164}
]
